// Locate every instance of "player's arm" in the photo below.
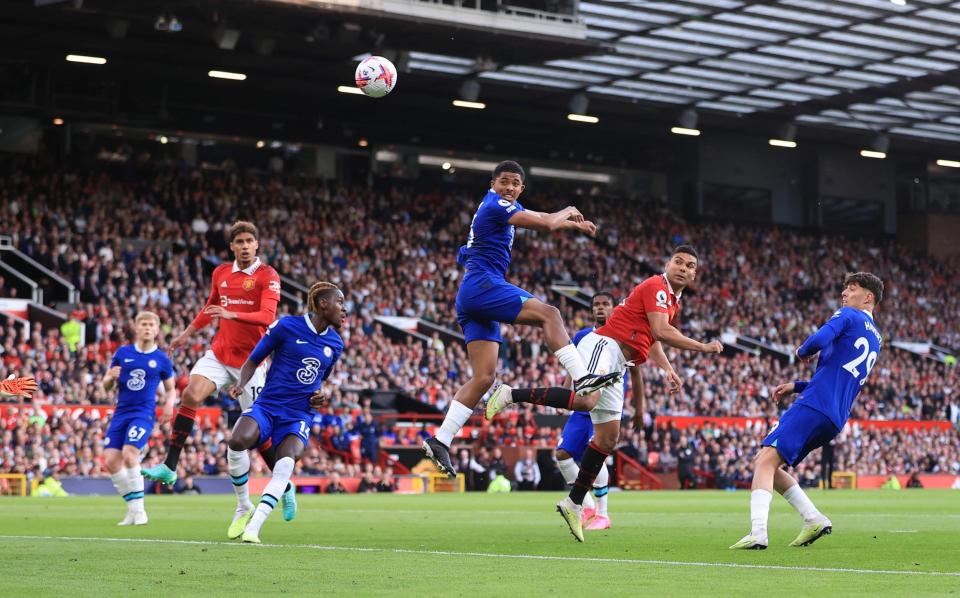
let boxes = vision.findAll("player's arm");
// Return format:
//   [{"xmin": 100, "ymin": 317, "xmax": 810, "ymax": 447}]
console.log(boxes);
[
  {"xmin": 796, "ymin": 310, "xmax": 849, "ymax": 361},
  {"xmin": 204, "ymin": 275, "xmax": 280, "ymax": 326},
  {"xmin": 648, "ymin": 312, "xmax": 723, "ymax": 354},
  {"xmin": 102, "ymin": 353, "xmax": 122, "ymax": 392},
  {"xmin": 629, "ymin": 363, "xmax": 646, "ymax": 430},
  {"xmin": 159, "ymin": 377, "xmax": 176, "ymax": 422},
  {"xmin": 772, "ymin": 380, "xmax": 808, "ymax": 404},
  {"xmin": 228, "ymin": 321, "xmax": 282, "ymax": 399},
  {"xmin": 508, "ymin": 208, "xmax": 596, "ymax": 236},
  {"xmin": 648, "ymin": 341, "xmax": 682, "ymax": 393},
  {"xmin": 0, "ymin": 375, "xmax": 39, "ymax": 399},
  {"xmin": 173, "ymin": 275, "xmax": 222, "ymax": 349}
]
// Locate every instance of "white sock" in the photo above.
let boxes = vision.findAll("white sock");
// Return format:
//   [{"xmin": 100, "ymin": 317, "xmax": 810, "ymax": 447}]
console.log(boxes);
[
  {"xmin": 782, "ymin": 485, "xmax": 823, "ymax": 524},
  {"xmin": 558, "ymin": 458, "xmax": 594, "ymax": 510},
  {"xmin": 594, "ymin": 464, "xmax": 609, "ymax": 516},
  {"xmin": 750, "ymin": 489, "xmax": 773, "ymax": 539},
  {"xmin": 228, "ymin": 448, "xmax": 253, "ymax": 510},
  {"xmin": 110, "ymin": 469, "xmax": 132, "ymax": 507},
  {"xmin": 125, "ymin": 466, "xmax": 145, "ymax": 513},
  {"xmin": 247, "ymin": 457, "xmax": 294, "ymax": 535},
  {"xmin": 557, "ymin": 457, "xmax": 578, "ymax": 485},
  {"xmin": 555, "ymin": 344, "xmax": 588, "ymax": 381},
  {"xmin": 435, "ymin": 401, "xmax": 474, "ymax": 447}
]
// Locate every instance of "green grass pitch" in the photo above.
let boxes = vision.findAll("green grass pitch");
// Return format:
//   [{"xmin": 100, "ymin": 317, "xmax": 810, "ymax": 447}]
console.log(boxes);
[{"xmin": 2, "ymin": 490, "xmax": 957, "ymax": 596}]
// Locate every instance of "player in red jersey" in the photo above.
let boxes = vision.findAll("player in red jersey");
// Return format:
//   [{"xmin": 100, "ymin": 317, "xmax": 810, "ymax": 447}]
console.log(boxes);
[
  {"xmin": 487, "ymin": 245, "xmax": 723, "ymax": 541},
  {"xmin": 142, "ymin": 221, "xmax": 281, "ymax": 491}
]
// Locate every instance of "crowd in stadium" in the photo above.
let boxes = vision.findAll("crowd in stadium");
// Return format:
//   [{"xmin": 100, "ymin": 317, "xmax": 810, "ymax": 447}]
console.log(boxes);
[{"xmin": 0, "ymin": 159, "xmax": 958, "ymax": 490}]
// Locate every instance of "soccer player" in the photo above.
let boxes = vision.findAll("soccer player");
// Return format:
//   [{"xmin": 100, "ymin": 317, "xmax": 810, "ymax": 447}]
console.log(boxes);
[
  {"xmin": 731, "ymin": 272, "xmax": 884, "ymax": 550},
  {"xmin": 142, "ymin": 222, "xmax": 283, "ymax": 502},
  {"xmin": 487, "ymin": 246, "xmax": 719, "ymax": 541},
  {"xmin": 226, "ymin": 282, "xmax": 345, "ymax": 544},
  {"xmin": 422, "ymin": 161, "xmax": 622, "ymax": 476},
  {"xmin": 102, "ymin": 311, "xmax": 175, "ymax": 525},
  {"xmin": 555, "ymin": 291, "xmax": 646, "ymax": 531}
]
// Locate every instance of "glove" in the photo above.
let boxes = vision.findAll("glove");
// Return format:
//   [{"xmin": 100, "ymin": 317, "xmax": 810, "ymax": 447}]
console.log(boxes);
[{"xmin": 0, "ymin": 375, "xmax": 39, "ymax": 399}]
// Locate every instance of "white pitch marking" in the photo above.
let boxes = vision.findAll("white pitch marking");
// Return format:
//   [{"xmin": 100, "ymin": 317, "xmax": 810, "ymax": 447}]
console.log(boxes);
[{"xmin": 1, "ymin": 535, "xmax": 958, "ymax": 578}]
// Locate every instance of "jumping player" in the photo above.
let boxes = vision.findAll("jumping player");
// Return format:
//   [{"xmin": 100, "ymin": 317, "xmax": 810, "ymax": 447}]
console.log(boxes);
[
  {"xmin": 102, "ymin": 311, "xmax": 175, "ymax": 525},
  {"xmin": 422, "ymin": 161, "xmax": 621, "ymax": 476},
  {"xmin": 227, "ymin": 282, "xmax": 345, "ymax": 544},
  {"xmin": 142, "ymin": 221, "xmax": 288, "ymax": 508},
  {"xmin": 487, "ymin": 246, "xmax": 719, "ymax": 541},
  {"xmin": 731, "ymin": 272, "xmax": 884, "ymax": 550}
]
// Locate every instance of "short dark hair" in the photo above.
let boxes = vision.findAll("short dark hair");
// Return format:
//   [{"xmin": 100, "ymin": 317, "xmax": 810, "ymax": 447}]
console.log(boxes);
[
  {"xmin": 844, "ymin": 272, "xmax": 884, "ymax": 304},
  {"xmin": 229, "ymin": 220, "xmax": 259, "ymax": 242},
  {"xmin": 592, "ymin": 291, "xmax": 616, "ymax": 304},
  {"xmin": 672, "ymin": 245, "xmax": 698, "ymax": 261},
  {"xmin": 493, "ymin": 160, "xmax": 524, "ymax": 182}
]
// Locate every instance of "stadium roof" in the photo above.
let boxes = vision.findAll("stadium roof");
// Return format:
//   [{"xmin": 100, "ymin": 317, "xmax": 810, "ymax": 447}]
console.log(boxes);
[{"xmin": 406, "ymin": 0, "xmax": 960, "ymax": 144}]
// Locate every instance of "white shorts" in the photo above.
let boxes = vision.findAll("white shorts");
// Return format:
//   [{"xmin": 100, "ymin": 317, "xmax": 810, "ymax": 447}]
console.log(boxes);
[
  {"xmin": 577, "ymin": 332, "xmax": 627, "ymax": 424},
  {"xmin": 190, "ymin": 350, "xmax": 267, "ymax": 410}
]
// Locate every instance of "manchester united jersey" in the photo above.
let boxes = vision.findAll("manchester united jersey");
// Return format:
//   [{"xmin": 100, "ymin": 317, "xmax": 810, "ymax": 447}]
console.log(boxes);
[
  {"xmin": 595, "ymin": 273, "xmax": 681, "ymax": 363},
  {"xmin": 190, "ymin": 258, "xmax": 281, "ymax": 368}
]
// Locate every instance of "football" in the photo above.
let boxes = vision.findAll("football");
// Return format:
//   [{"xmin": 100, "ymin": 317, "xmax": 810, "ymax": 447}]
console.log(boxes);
[{"xmin": 355, "ymin": 56, "xmax": 397, "ymax": 98}]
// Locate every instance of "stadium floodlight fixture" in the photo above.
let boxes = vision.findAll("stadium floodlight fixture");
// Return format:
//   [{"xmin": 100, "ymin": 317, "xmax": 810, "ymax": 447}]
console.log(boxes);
[
  {"xmin": 671, "ymin": 127, "xmax": 700, "ymax": 136},
  {"xmin": 936, "ymin": 159, "xmax": 960, "ymax": 168},
  {"xmin": 672, "ymin": 109, "xmax": 700, "ymax": 136},
  {"xmin": 861, "ymin": 134, "xmax": 889, "ymax": 159},
  {"xmin": 337, "ymin": 85, "xmax": 365, "ymax": 95},
  {"xmin": 208, "ymin": 70, "xmax": 246, "ymax": 81},
  {"xmin": 453, "ymin": 100, "xmax": 486, "ymax": 110},
  {"xmin": 769, "ymin": 123, "xmax": 797, "ymax": 148},
  {"xmin": 52, "ymin": 117, "xmax": 64, "ymax": 126},
  {"xmin": 66, "ymin": 54, "xmax": 106, "ymax": 65},
  {"xmin": 255, "ymin": 140, "xmax": 265, "ymax": 148},
  {"xmin": 568, "ymin": 114, "xmax": 599, "ymax": 124},
  {"xmin": 860, "ymin": 150, "xmax": 886, "ymax": 159}
]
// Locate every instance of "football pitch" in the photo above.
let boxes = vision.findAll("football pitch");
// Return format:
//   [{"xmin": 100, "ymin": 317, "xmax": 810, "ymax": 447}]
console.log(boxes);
[{"xmin": 2, "ymin": 490, "xmax": 957, "ymax": 596}]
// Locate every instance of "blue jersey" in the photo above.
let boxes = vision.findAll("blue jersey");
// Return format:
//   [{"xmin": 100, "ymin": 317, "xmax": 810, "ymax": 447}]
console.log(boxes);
[
  {"xmin": 457, "ymin": 189, "xmax": 525, "ymax": 279},
  {"xmin": 248, "ymin": 314, "xmax": 343, "ymax": 414},
  {"xmin": 794, "ymin": 307, "xmax": 882, "ymax": 429},
  {"xmin": 110, "ymin": 345, "xmax": 174, "ymax": 420}
]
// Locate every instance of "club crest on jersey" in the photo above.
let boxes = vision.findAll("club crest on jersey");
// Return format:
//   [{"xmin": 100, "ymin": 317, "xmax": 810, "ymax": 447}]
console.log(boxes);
[
  {"xmin": 323, "ymin": 346, "xmax": 333, "ymax": 358},
  {"xmin": 243, "ymin": 278, "xmax": 256, "ymax": 291},
  {"xmin": 148, "ymin": 360, "xmax": 157, "ymax": 368}
]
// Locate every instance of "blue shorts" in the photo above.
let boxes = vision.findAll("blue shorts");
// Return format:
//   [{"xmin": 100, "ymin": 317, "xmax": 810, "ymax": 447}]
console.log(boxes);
[
  {"xmin": 242, "ymin": 402, "xmax": 311, "ymax": 449},
  {"xmin": 455, "ymin": 272, "xmax": 533, "ymax": 344},
  {"xmin": 557, "ymin": 412, "xmax": 594, "ymax": 462},
  {"xmin": 104, "ymin": 414, "xmax": 153, "ymax": 450},
  {"xmin": 762, "ymin": 403, "xmax": 839, "ymax": 467}
]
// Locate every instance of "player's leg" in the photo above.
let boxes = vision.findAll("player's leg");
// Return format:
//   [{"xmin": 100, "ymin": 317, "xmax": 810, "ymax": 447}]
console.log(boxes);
[
  {"xmin": 143, "ymin": 355, "xmax": 223, "ymax": 484},
  {"xmin": 586, "ymin": 462, "xmax": 612, "ymax": 531},
  {"xmin": 423, "ymin": 338, "xmax": 498, "ymax": 477},
  {"xmin": 557, "ymin": 416, "xmax": 620, "ymax": 542},
  {"xmin": 555, "ymin": 415, "xmax": 596, "ymax": 517},
  {"xmin": 243, "ymin": 428, "xmax": 306, "ymax": 544},
  {"xmin": 730, "ymin": 446, "xmax": 781, "ymax": 549},
  {"xmin": 121, "ymin": 443, "xmax": 148, "ymax": 524},
  {"xmin": 514, "ymin": 301, "xmax": 619, "ymax": 395},
  {"xmin": 103, "ymin": 425, "xmax": 135, "ymax": 526},
  {"xmin": 777, "ymin": 467, "xmax": 832, "ymax": 546},
  {"xmin": 226, "ymin": 412, "xmax": 264, "ymax": 539}
]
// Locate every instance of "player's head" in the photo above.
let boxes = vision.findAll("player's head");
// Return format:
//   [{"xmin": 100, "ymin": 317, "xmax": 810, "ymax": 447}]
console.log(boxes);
[
  {"xmin": 134, "ymin": 311, "xmax": 160, "ymax": 343},
  {"xmin": 842, "ymin": 272, "xmax": 884, "ymax": 310},
  {"xmin": 229, "ymin": 221, "xmax": 259, "ymax": 265},
  {"xmin": 308, "ymin": 281, "xmax": 347, "ymax": 330},
  {"xmin": 591, "ymin": 291, "xmax": 616, "ymax": 326},
  {"xmin": 491, "ymin": 160, "xmax": 525, "ymax": 203},
  {"xmin": 664, "ymin": 245, "xmax": 698, "ymax": 290}
]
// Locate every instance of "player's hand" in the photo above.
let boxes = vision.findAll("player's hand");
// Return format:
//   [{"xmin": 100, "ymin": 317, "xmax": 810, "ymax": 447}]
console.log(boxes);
[
  {"xmin": 563, "ymin": 206, "xmax": 584, "ymax": 222},
  {"xmin": 702, "ymin": 341, "xmax": 724, "ymax": 354},
  {"xmin": 772, "ymin": 382, "xmax": 795, "ymax": 404},
  {"xmin": 0, "ymin": 375, "xmax": 39, "ymax": 399},
  {"xmin": 105, "ymin": 366, "xmax": 122, "ymax": 380},
  {"xmin": 665, "ymin": 370, "xmax": 683, "ymax": 394},
  {"xmin": 309, "ymin": 390, "xmax": 331, "ymax": 409},
  {"xmin": 227, "ymin": 386, "xmax": 243, "ymax": 400},
  {"xmin": 204, "ymin": 305, "xmax": 237, "ymax": 320},
  {"xmin": 170, "ymin": 333, "xmax": 189, "ymax": 351},
  {"xmin": 160, "ymin": 404, "xmax": 175, "ymax": 425},
  {"xmin": 576, "ymin": 220, "xmax": 597, "ymax": 236}
]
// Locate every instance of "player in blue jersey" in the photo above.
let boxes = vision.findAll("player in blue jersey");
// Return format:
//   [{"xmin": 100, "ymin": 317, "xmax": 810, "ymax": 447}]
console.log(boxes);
[
  {"xmin": 101, "ymin": 311, "xmax": 176, "ymax": 526},
  {"xmin": 731, "ymin": 272, "xmax": 884, "ymax": 550},
  {"xmin": 225, "ymin": 282, "xmax": 345, "ymax": 544},
  {"xmin": 557, "ymin": 291, "xmax": 682, "ymax": 530},
  {"xmin": 423, "ymin": 160, "xmax": 622, "ymax": 476}
]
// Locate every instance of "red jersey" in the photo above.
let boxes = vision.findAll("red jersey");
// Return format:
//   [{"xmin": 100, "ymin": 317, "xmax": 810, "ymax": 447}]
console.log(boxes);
[
  {"xmin": 595, "ymin": 273, "xmax": 681, "ymax": 363},
  {"xmin": 190, "ymin": 258, "xmax": 281, "ymax": 368}
]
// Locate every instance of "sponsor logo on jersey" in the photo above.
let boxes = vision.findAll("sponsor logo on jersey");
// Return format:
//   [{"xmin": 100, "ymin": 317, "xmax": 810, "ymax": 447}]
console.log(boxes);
[
  {"xmin": 268, "ymin": 280, "xmax": 281, "ymax": 293},
  {"xmin": 243, "ymin": 278, "xmax": 256, "ymax": 291},
  {"xmin": 220, "ymin": 296, "xmax": 255, "ymax": 307}
]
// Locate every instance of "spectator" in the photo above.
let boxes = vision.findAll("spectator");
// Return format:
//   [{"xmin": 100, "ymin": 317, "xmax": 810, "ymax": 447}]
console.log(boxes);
[
  {"xmin": 513, "ymin": 448, "xmax": 541, "ymax": 491},
  {"xmin": 325, "ymin": 473, "xmax": 347, "ymax": 494},
  {"xmin": 358, "ymin": 472, "xmax": 377, "ymax": 493}
]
